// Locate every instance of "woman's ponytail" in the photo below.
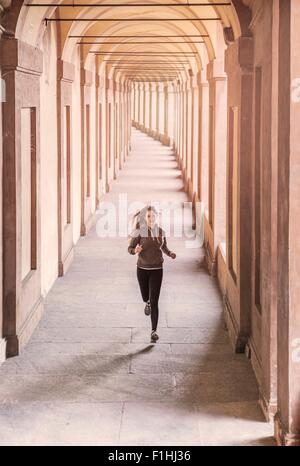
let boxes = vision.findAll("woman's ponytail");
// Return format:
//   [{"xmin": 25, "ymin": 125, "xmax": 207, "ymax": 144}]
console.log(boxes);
[{"xmin": 132, "ymin": 209, "xmax": 141, "ymax": 231}]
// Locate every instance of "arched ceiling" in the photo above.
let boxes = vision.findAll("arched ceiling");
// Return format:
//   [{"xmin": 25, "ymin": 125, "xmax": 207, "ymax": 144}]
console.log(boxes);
[{"xmin": 10, "ymin": 0, "xmax": 246, "ymax": 84}]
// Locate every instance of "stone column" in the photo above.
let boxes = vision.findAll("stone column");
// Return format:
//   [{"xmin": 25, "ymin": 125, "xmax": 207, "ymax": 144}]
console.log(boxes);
[
  {"xmin": 142, "ymin": 83, "xmax": 147, "ymax": 131},
  {"xmin": 190, "ymin": 76, "xmax": 196, "ymax": 199},
  {"xmin": 193, "ymin": 71, "xmax": 208, "ymax": 233},
  {"xmin": 181, "ymin": 83, "xmax": 187, "ymax": 172},
  {"xmin": 155, "ymin": 83, "xmax": 160, "ymax": 140},
  {"xmin": 113, "ymin": 80, "xmax": 117, "ymax": 180},
  {"xmin": 148, "ymin": 82, "xmax": 153, "ymax": 135},
  {"xmin": 176, "ymin": 84, "xmax": 181, "ymax": 156},
  {"xmin": 178, "ymin": 84, "xmax": 182, "ymax": 161},
  {"xmin": 57, "ymin": 59, "xmax": 75, "ymax": 276},
  {"xmin": 186, "ymin": 77, "xmax": 193, "ymax": 200},
  {"xmin": 136, "ymin": 83, "xmax": 140, "ymax": 126},
  {"xmin": 131, "ymin": 82, "xmax": 135, "ymax": 125},
  {"xmin": 157, "ymin": 83, "xmax": 165, "ymax": 140},
  {"xmin": 161, "ymin": 83, "xmax": 169, "ymax": 146},
  {"xmin": 189, "ymin": 74, "xmax": 200, "ymax": 229},
  {"xmin": 118, "ymin": 82, "xmax": 122, "ymax": 172},
  {"xmin": 275, "ymin": 0, "xmax": 300, "ymax": 446},
  {"xmin": 139, "ymin": 83, "xmax": 144, "ymax": 129},
  {"xmin": 180, "ymin": 83, "xmax": 186, "ymax": 173},
  {"xmin": 150, "ymin": 82, "xmax": 157, "ymax": 138},
  {"xmin": 223, "ymin": 36, "xmax": 254, "ymax": 355},
  {"xmin": 122, "ymin": 82, "xmax": 127, "ymax": 160},
  {"xmin": 125, "ymin": 82, "xmax": 131, "ymax": 154},
  {"xmin": 80, "ymin": 66, "xmax": 93, "ymax": 235},
  {"xmin": 132, "ymin": 83, "xmax": 136, "ymax": 124},
  {"xmin": 144, "ymin": 82, "xmax": 150, "ymax": 133},
  {"xmin": 1, "ymin": 38, "xmax": 43, "ymax": 357},
  {"xmin": 198, "ymin": 74, "xmax": 209, "ymax": 208},
  {"xmin": 167, "ymin": 82, "xmax": 175, "ymax": 148},
  {"xmin": 177, "ymin": 83, "xmax": 184, "ymax": 168},
  {"xmin": 187, "ymin": 79, "xmax": 193, "ymax": 194},
  {"xmin": 137, "ymin": 83, "xmax": 140, "ymax": 125},
  {"xmin": 244, "ymin": 0, "xmax": 280, "ymax": 421},
  {"xmin": 105, "ymin": 76, "xmax": 111, "ymax": 192},
  {"xmin": 123, "ymin": 85, "xmax": 126, "ymax": 160},
  {"xmin": 204, "ymin": 59, "xmax": 227, "ymax": 274},
  {"xmin": 95, "ymin": 70, "xmax": 101, "ymax": 209},
  {"xmin": 0, "ymin": 34, "xmax": 4, "ymax": 363}
]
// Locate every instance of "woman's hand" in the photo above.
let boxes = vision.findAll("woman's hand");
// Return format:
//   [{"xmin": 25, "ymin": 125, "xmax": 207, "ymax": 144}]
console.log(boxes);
[
  {"xmin": 135, "ymin": 244, "xmax": 143, "ymax": 255},
  {"xmin": 170, "ymin": 252, "xmax": 176, "ymax": 259}
]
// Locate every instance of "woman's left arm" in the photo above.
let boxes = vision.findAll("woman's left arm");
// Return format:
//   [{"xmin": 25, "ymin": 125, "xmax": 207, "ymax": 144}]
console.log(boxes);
[{"xmin": 161, "ymin": 236, "xmax": 176, "ymax": 259}]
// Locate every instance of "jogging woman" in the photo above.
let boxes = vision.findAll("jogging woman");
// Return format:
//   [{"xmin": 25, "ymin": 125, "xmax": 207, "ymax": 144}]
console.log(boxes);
[{"xmin": 128, "ymin": 205, "xmax": 176, "ymax": 343}]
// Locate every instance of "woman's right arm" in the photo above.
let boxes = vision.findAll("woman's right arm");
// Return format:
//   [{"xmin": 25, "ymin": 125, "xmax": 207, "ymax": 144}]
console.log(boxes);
[{"xmin": 128, "ymin": 233, "xmax": 140, "ymax": 255}]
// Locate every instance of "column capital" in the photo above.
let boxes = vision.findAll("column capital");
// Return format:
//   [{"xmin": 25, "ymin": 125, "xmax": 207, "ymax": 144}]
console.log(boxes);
[
  {"xmin": 150, "ymin": 82, "xmax": 157, "ymax": 92},
  {"xmin": 206, "ymin": 58, "xmax": 226, "ymax": 81},
  {"xmin": 167, "ymin": 82, "xmax": 174, "ymax": 92},
  {"xmin": 57, "ymin": 59, "xmax": 75, "ymax": 83},
  {"xmin": 99, "ymin": 75, "xmax": 105, "ymax": 90},
  {"xmin": 224, "ymin": 36, "xmax": 254, "ymax": 75},
  {"xmin": 105, "ymin": 77, "xmax": 111, "ymax": 90},
  {"xmin": 81, "ymin": 68, "xmax": 93, "ymax": 87},
  {"xmin": 0, "ymin": 37, "xmax": 43, "ymax": 76},
  {"xmin": 196, "ymin": 70, "xmax": 206, "ymax": 86}
]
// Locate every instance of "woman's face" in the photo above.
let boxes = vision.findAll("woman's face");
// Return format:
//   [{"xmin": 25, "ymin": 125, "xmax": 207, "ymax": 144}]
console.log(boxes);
[{"xmin": 146, "ymin": 210, "xmax": 156, "ymax": 227}]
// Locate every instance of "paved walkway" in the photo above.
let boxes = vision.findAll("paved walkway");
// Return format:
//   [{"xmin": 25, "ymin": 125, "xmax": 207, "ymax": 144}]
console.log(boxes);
[{"xmin": 0, "ymin": 129, "xmax": 274, "ymax": 446}]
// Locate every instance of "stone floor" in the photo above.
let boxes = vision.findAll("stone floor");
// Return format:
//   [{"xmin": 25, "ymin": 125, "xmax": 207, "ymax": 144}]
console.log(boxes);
[{"xmin": 0, "ymin": 129, "xmax": 275, "ymax": 446}]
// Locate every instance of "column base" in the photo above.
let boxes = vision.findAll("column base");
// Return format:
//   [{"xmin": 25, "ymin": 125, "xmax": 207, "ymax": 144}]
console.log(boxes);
[
  {"xmin": 274, "ymin": 413, "xmax": 300, "ymax": 446},
  {"xmin": 58, "ymin": 245, "xmax": 74, "ymax": 277},
  {"xmin": 176, "ymin": 154, "xmax": 183, "ymax": 169},
  {"xmin": 204, "ymin": 239, "xmax": 216, "ymax": 276},
  {"xmin": 160, "ymin": 134, "xmax": 170, "ymax": 146},
  {"xmin": 259, "ymin": 389, "xmax": 278, "ymax": 423},
  {"xmin": 134, "ymin": 122, "xmax": 144, "ymax": 131},
  {"xmin": 0, "ymin": 338, "xmax": 6, "ymax": 366},
  {"xmin": 6, "ymin": 296, "xmax": 44, "ymax": 358},
  {"xmin": 148, "ymin": 129, "xmax": 157, "ymax": 139},
  {"xmin": 136, "ymin": 124, "xmax": 170, "ymax": 148},
  {"xmin": 223, "ymin": 294, "xmax": 247, "ymax": 353},
  {"xmin": 80, "ymin": 212, "xmax": 94, "ymax": 237}
]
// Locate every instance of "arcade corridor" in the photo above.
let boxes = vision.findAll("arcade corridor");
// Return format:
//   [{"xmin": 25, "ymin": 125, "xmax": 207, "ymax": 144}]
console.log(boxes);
[
  {"xmin": 0, "ymin": 129, "xmax": 274, "ymax": 446},
  {"xmin": 1, "ymin": 0, "xmax": 300, "ymax": 446}
]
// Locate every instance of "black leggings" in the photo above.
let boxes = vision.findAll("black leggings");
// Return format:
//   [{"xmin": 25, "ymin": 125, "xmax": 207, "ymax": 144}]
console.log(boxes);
[{"xmin": 136, "ymin": 267, "xmax": 163, "ymax": 332}]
